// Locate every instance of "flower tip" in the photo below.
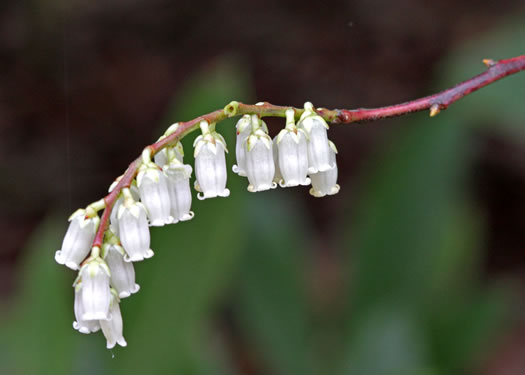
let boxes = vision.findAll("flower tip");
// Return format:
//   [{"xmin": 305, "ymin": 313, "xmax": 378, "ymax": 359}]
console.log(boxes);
[
  {"xmin": 149, "ymin": 219, "xmax": 166, "ymax": 227},
  {"xmin": 119, "ymin": 291, "xmax": 131, "ymax": 299}
]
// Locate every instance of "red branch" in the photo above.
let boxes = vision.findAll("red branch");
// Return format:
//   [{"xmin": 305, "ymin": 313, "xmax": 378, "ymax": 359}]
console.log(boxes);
[
  {"xmin": 91, "ymin": 54, "xmax": 525, "ymax": 248},
  {"xmin": 335, "ymin": 55, "xmax": 525, "ymax": 123}
]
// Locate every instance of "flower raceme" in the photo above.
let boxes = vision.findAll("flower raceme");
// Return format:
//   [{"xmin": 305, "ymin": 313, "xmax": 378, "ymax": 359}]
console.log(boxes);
[{"xmin": 55, "ymin": 102, "xmax": 339, "ymax": 349}]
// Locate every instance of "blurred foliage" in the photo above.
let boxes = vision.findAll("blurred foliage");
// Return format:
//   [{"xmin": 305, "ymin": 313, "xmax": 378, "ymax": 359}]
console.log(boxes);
[{"xmin": 1, "ymin": 15, "xmax": 524, "ymax": 375}]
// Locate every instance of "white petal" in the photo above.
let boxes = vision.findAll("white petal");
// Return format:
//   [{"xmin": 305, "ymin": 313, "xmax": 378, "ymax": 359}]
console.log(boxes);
[
  {"xmin": 105, "ymin": 244, "xmax": 140, "ymax": 298},
  {"xmin": 305, "ymin": 122, "xmax": 333, "ymax": 173},
  {"xmin": 195, "ymin": 142, "xmax": 229, "ymax": 200},
  {"xmin": 138, "ymin": 170, "xmax": 171, "ymax": 226},
  {"xmin": 100, "ymin": 294, "xmax": 127, "ymax": 349},
  {"xmin": 118, "ymin": 203, "xmax": 152, "ymax": 262},
  {"xmin": 80, "ymin": 262, "xmax": 111, "ymax": 321},
  {"xmin": 245, "ymin": 139, "xmax": 276, "ymax": 192},
  {"xmin": 73, "ymin": 283, "xmax": 101, "ymax": 334},
  {"xmin": 278, "ymin": 132, "xmax": 310, "ymax": 187},
  {"xmin": 233, "ymin": 131, "xmax": 250, "ymax": 176},
  {"xmin": 309, "ymin": 145, "xmax": 339, "ymax": 197},
  {"xmin": 55, "ymin": 213, "xmax": 97, "ymax": 270},
  {"xmin": 165, "ymin": 164, "xmax": 194, "ymax": 223}
]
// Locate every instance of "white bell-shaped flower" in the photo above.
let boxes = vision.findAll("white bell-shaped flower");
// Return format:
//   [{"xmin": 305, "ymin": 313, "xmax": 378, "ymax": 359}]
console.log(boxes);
[
  {"xmin": 109, "ymin": 180, "xmax": 139, "ymax": 237},
  {"xmin": 55, "ymin": 209, "xmax": 99, "ymax": 270},
  {"xmin": 118, "ymin": 188, "xmax": 154, "ymax": 262},
  {"xmin": 78, "ymin": 255, "xmax": 111, "ymax": 321},
  {"xmin": 309, "ymin": 140, "xmax": 340, "ymax": 197},
  {"xmin": 232, "ymin": 114, "xmax": 252, "ymax": 176},
  {"xmin": 245, "ymin": 115, "xmax": 276, "ymax": 192},
  {"xmin": 194, "ymin": 120, "xmax": 230, "ymax": 200},
  {"xmin": 137, "ymin": 158, "xmax": 172, "ymax": 226},
  {"xmin": 73, "ymin": 281, "xmax": 101, "ymax": 334},
  {"xmin": 297, "ymin": 102, "xmax": 334, "ymax": 173},
  {"xmin": 276, "ymin": 109, "xmax": 311, "ymax": 187},
  {"xmin": 100, "ymin": 291, "xmax": 127, "ymax": 349},
  {"xmin": 103, "ymin": 242, "xmax": 140, "ymax": 298},
  {"xmin": 164, "ymin": 159, "xmax": 194, "ymax": 223}
]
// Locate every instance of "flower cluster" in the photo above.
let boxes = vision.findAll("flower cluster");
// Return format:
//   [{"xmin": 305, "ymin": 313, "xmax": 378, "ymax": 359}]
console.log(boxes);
[
  {"xmin": 233, "ymin": 102, "xmax": 340, "ymax": 197},
  {"xmin": 55, "ymin": 102, "xmax": 339, "ymax": 349}
]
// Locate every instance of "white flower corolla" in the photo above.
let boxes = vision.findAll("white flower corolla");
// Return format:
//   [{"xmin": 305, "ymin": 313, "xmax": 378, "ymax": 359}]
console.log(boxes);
[
  {"xmin": 78, "ymin": 255, "xmax": 111, "ymax": 321},
  {"xmin": 272, "ymin": 135, "xmax": 283, "ymax": 184},
  {"xmin": 297, "ymin": 102, "xmax": 333, "ymax": 173},
  {"xmin": 154, "ymin": 141, "xmax": 184, "ymax": 167},
  {"xmin": 309, "ymin": 140, "xmax": 340, "ymax": 197},
  {"xmin": 55, "ymin": 209, "xmax": 99, "ymax": 270},
  {"xmin": 245, "ymin": 115, "xmax": 276, "ymax": 192},
  {"xmin": 194, "ymin": 120, "xmax": 230, "ymax": 200},
  {"xmin": 137, "ymin": 160, "xmax": 172, "ymax": 227},
  {"xmin": 164, "ymin": 160, "xmax": 194, "ymax": 223},
  {"xmin": 276, "ymin": 109, "xmax": 311, "ymax": 187},
  {"xmin": 109, "ymin": 180, "xmax": 140, "ymax": 237},
  {"xmin": 103, "ymin": 242, "xmax": 140, "ymax": 299},
  {"xmin": 73, "ymin": 281, "xmax": 101, "ymax": 334},
  {"xmin": 100, "ymin": 291, "xmax": 127, "ymax": 349},
  {"xmin": 232, "ymin": 114, "xmax": 252, "ymax": 176},
  {"xmin": 118, "ymin": 189, "xmax": 154, "ymax": 262}
]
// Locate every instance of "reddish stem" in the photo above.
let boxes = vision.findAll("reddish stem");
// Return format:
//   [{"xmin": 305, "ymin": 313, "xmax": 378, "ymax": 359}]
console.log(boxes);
[
  {"xmin": 335, "ymin": 55, "xmax": 525, "ymax": 123},
  {"xmin": 91, "ymin": 54, "xmax": 525, "ymax": 248}
]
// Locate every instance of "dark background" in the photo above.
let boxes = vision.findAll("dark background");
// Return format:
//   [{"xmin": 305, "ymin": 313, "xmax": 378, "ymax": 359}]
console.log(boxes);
[{"xmin": 1, "ymin": 1, "xmax": 525, "ymax": 374}]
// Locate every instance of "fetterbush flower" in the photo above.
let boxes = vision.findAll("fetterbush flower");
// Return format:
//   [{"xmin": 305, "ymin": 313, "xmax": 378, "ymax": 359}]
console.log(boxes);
[
  {"xmin": 55, "ymin": 209, "xmax": 100, "ymax": 270},
  {"xmin": 309, "ymin": 140, "xmax": 340, "ymax": 197},
  {"xmin": 73, "ymin": 281, "xmax": 101, "ymax": 334},
  {"xmin": 109, "ymin": 179, "xmax": 140, "ymax": 237},
  {"xmin": 77, "ymin": 253, "xmax": 111, "ymax": 321},
  {"xmin": 245, "ymin": 115, "xmax": 276, "ymax": 192},
  {"xmin": 276, "ymin": 109, "xmax": 310, "ymax": 187},
  {"xmin": 297, "ymin": 102, "xmax": 334, "ymax": 173},
  {"xmin": 163, "ymin": 156, "xmax": 194, "ymax": 223},
  {"xmin": 103, "ymin": 241, "xmax": 140, "ymax": 298},
  {"xmin": 118, "ymin": 188, "xmax": 154, "ymax": 262},
  {"xmin": 232, "ymin": 114, "xmax": 251, "ymax": 176},
  {"xmin": 194, "ymin": 120, "xmax": 230, "ymax": 200},
  {"xmin": 137, "ymin": 150, "xmax": 172, "ymax": 226},
  {"xmin": 100, "ymin": 290, "xmax": 127, "ymax": 349}
]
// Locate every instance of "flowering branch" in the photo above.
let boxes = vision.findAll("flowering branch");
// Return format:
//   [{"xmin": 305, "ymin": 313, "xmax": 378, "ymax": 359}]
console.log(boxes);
[
  {"xmin": 93, "ymin": 54, "xmax": 525, "ymax": 247},
  {"xmin": 57, "ymin": 54, "xmax": 525, "ymax": 349}
]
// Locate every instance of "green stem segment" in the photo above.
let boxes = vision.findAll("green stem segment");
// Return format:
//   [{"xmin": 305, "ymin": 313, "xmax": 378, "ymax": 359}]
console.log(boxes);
[{"xmin": 92, "ymin": 54, "xmax": 525, "ymax": 247}]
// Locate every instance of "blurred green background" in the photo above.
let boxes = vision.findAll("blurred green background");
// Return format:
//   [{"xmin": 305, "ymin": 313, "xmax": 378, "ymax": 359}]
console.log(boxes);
[{"xmin": 1, "ymin": 2, "xmax": 525, "ymax": 374}]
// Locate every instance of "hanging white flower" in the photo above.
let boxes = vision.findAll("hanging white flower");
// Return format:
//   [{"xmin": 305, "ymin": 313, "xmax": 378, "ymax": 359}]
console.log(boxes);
[
  {"xmin": 232, "ymin": 114, "xmax": 252, "ymax": 176},
  {"xmin": 309, "ymin": 140, "xmax": 340, "ymax": 197},
  {"xmin": 137, "ymin": 154, "xmax": 172, "ymax": 226},
  {"xmin": 73, "ymin": 281, "xmax": 101, "ymax": 334},
  {"xmin": 100, "ymin": 291, "xmax": 127, "ymax": 349},
  {"xmin": 55, "ymin": 209, "xmax": 99, "ymax": 270},
  {"xmin": 194, "ymin": 120, "xmax": 230, "ymax": 200},
  {"xmin": 297, "ymin": 102, "xmax": 334, "ymax": 173},
  {"xmin": 103, "ymin": 242, "xmax": 140, "ymax": 298},
  {"xmin": 164, "ymin": 159, "xmax": 194, "ymax": 223},
  {"xmin": 245, "ymin": 115, "xmax": 276, "ymax": 192},
  {"xmin": 77, "ymin": 254, "xmax": 111, "ymax": 321},
  {"xmin": 109, "ymin": 179, "xmax": 140, "ymax": 237},
  {"xmin": 276, "ymin": 108, "xmax": 311, "ymax": 187},
  {"xmin": 118, "ymin": 188, "xmax": 154, "ymax": 262}
]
